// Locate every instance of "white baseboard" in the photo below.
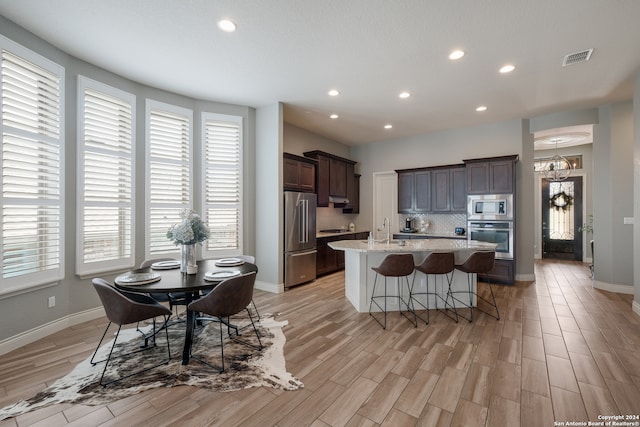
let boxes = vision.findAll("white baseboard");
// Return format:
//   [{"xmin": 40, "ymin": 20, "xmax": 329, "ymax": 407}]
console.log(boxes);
[
  {"xmin": 632, "ymin": 300, "xmax": 640, "ymax": 317},
  {"xmin": 592, "ymin": 280, "xmax": 635, "ymax": 294},
  {"xmin": 515, "ymin": 273, "xmax": 535, "ymax": 282},
  {"xmin": 255, "ymin": 279, "xmax": 283, "ymax": 294},
  {"xmin": 0, "ymin": 306, "xmax": 105, "ymax": 357}
]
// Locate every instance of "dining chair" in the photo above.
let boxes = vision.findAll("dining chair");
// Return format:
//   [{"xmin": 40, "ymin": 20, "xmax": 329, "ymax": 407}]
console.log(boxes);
[
  {"xmin": 187, "ymin": 271, "xmax": 263, "ymax": 372},
  {"xmin": 90, "ymin": 278, "xmax": 172, "ymax": 387},
  {"xmin": 140, "ymin": 258, "xmax": 188, "ymax": 315}
]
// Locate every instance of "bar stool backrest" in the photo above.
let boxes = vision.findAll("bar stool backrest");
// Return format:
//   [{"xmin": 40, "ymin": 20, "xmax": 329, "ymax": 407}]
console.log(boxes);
[
  {"xmin": 456, "ymin": 251, "xmax": 495, "ymax": 274},
  {"xmin": 415, "ymin": 252, "xmax": 455, "ymax": 275},
  {"xmin": 372, "ymin": 253, "xmax": 414, "ymax": 277}
]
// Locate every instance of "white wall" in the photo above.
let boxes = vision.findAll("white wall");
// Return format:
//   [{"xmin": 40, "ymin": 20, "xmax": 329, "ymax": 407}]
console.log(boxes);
[
  {"xmin": 592, "ymin": 103, "xmax": 635, "ymax": 291},
  {"xmin": 255, "ymin": 103, "xmax": 283, "ymax": 292},
  {"xmin": 283, "ymin": 123, "xmax": 351, "ymax": 159},
  {"xmin": 634, "ymin": 71, "xmax": 640, "ymax": 313}
]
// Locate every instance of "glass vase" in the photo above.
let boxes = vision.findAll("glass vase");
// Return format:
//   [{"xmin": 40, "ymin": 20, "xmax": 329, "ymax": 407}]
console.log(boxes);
[{"xmin": 181, "ymin": 243, "xmax": 197, "ymax": 274}]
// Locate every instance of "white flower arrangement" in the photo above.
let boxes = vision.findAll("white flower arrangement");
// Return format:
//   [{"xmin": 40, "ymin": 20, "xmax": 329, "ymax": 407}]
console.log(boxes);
[{"xmin": 166, "ymin": 209, "xmax": 210, "ymax": 245}]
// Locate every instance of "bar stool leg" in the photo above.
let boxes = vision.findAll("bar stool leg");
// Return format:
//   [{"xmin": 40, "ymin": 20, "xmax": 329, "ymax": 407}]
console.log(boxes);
[{"xmin": 400, "ymin": 275, "xmax": 417, "ymax": 327}]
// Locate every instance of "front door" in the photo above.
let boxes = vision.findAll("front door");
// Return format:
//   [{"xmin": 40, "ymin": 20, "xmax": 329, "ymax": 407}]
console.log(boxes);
[{"xmin": 542, "ymin": 176, "xmax": 583, "ymax": 260}]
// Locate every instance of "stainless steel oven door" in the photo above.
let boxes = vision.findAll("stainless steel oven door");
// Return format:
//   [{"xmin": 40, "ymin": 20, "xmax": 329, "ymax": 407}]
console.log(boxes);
[{"xmin": 467, "ymin": 221, "xmax": 513, "ymax": 259}]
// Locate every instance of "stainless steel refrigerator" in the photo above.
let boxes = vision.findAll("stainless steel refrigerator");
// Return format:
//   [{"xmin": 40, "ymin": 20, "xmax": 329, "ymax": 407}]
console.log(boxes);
[{"xmin": 284, "ymin": 191, "xmax": 317, "ymax": 289}]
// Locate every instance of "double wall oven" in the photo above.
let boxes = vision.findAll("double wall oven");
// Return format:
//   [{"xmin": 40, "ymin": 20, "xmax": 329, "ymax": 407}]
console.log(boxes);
[{"xmin": 467, "ymin": 194, "xmax": 513, "ymax": 259}]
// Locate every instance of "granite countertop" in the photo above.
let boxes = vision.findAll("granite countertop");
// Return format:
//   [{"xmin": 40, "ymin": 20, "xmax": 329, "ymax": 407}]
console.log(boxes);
[
  {"xmin": 316, "ymin": 230, "xmax": 368, "ymax": 238},
  {"xmin": 394, "ymin": 231, "xmax": 467, "ymax": 239},
  {"xmin": 328, "ymin": 238, "xmax": 497, "ymax": 254}
]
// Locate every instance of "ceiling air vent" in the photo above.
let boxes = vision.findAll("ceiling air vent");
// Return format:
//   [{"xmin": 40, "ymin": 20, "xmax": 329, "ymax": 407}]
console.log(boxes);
[{"xmin": 562, "ymin": 49, "xmax": 593, "ymax": 67}]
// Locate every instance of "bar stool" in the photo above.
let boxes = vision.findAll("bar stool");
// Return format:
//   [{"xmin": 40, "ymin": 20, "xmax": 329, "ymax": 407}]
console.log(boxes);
[
  {"xmin": 369, "ymin": 253, "xmax": 416, "ymax": 329},
  {"xmin": 411, "ymin": 252, "xmax": 458, "ymax": 324},
  {"xmin": 451, "ymin": 251, "xmax": 500, "ymax": 322}
]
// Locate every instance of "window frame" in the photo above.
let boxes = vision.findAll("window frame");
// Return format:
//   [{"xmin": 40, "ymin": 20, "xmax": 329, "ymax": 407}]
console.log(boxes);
[
  {"xmin": 0, "ymin": 35, "xmax": 65, "ymax": 295},
  {"xmin": 145, "ymin": 99, "xmax": 193, "ymax": 260},
  {"xmin": 76, "ymin": 75, "xmax": 136, "ymax": 276},
  {"xmin": 200, "ymin": 112, "xmax": 243, "ymax": 259}
]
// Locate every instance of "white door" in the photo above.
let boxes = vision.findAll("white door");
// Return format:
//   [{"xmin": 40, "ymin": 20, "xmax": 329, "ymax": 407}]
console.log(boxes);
[{"xmin": 373, "ymin": 172, "xmax": 398, "ymax": 240}]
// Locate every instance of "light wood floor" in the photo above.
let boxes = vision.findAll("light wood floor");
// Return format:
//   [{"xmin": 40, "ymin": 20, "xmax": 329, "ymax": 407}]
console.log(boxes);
[{"xmin": 1, "ymin": 259, "xmax": 639, "ymax": 426}]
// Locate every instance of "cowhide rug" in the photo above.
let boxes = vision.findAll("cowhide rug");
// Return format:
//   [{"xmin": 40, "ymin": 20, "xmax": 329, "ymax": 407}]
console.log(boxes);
[{"xmin": 0, "ymin": 314, "xmax": 303, "ymax": 421}]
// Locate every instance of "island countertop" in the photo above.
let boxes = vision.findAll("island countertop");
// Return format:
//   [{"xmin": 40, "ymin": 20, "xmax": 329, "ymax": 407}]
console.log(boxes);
[
  {"xmin": 328, "ymin": 238, "xmax": 496, "ymax": 263},
  {"xmin": 328, "ymin": 238, "xmax": 497, "ymax": 313}
]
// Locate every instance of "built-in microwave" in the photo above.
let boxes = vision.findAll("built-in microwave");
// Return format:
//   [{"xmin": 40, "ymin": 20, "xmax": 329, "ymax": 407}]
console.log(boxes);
[{"xmin": 467, "ymin": 194, "xmax": 513, "ymax": 221}]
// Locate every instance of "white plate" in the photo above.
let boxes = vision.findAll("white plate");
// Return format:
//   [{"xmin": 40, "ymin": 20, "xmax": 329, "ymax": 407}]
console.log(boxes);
[
  {"xmin": 204, "ymin": 270, "xmax": 241, "ymax": 281},
  {"xmin": 151, "ymin": 260, "xmax": 180, "ymax": 270},
  {"xmin": 115, "ymin": 272, "xmax": 161, "ymax": 285},
  {"xmin": 214, "ymin": 257, "xmax": 245, "ymax": 267}
]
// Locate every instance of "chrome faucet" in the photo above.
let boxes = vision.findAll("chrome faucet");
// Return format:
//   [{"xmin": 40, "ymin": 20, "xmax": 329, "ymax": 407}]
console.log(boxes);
[{"xmin": 378, "ymin": 217, "xmax": 391, "ymax": 243}]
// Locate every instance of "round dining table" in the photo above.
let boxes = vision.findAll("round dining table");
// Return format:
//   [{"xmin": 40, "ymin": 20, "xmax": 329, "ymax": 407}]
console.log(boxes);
[{"xmin": 114, "ymin": 259, "xmax": 258, "ymax": 365}]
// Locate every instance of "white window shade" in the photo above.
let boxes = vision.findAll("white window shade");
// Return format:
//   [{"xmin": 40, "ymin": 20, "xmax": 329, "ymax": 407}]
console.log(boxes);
[
  {"xmin": 77, "ymin": 77, "xmax": 135, "ymax": 275},
  {"xmin": 201, "ymin": 113, "xmax": 242, "ymax": 257},
  {"xmin": 146, "ymin": 101, "xmax": 192, "ymax": 257},
  {"xmin": 1, "ymin": 39, "xmax": 64, "ymax": 292}
]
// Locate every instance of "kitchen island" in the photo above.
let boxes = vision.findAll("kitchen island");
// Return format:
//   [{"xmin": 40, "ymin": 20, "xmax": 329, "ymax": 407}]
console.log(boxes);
[{"xmin": 328, "ymin": 239, "xmax": 497, "ymax": 313}]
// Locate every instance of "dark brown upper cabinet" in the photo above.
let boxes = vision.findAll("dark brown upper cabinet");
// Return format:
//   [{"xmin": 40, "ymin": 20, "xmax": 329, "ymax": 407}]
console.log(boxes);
[
  {"xmin": 304, "ymin": 151, "xmax": 357, "ymax": 208},
  {"xmin": 342, "ymin": 163, "xmax": 360, "ymax": 213},
  {"xmin": 397, "ymin": 164, "xmax": 465, "ymax": 213},
  {"xmin": 397, "ymin": 168, "xmax": 432, "ymax": 213},
  {"xmin": 464, "ymin": 155, "xmax": 518, "ymax": 195},
  {"xmin": 283, "ymin": 153, "xmax": 316, "ymax": 193}
]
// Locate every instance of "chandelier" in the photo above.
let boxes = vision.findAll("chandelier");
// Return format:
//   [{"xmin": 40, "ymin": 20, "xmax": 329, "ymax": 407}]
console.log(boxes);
[{"xmin": 541, "ymin": 139, "xmax": 574, "ymax": 182}]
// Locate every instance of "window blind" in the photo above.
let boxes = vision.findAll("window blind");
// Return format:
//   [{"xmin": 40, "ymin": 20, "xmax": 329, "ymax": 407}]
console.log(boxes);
[
  {"xmin": 146, "ymin": 101, "xmax": 192, "ymax": 256},
  {"xmin": 202, "ymin": 113, "xmax": 242, "ymax": 257},
  {"xmin": 77, "ymin": 77, "xmax": 135, "ymax": 275},
  {"xmin": 1, "ymin": 40, "xmax": 64, "ymax": 290}
]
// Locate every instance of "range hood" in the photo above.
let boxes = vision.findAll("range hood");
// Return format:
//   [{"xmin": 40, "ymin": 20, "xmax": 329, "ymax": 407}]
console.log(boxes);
[{"xmin": 329, "ymin": 196, "xmax": 349, "ymax": 204}]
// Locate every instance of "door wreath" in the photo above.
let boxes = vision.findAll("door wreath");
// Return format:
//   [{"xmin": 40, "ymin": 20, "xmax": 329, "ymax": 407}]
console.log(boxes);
[{"xmin": 549, "ymin": 191, "xmax": 573, "ymax": 212}]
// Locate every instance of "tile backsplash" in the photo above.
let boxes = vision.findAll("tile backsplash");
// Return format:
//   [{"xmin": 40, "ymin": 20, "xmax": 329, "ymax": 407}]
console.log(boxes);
[
  {"xmin": 317, "ymin": 207, "xmax": 356, "ymax": 231},
  {"xmin": 316, "ymin": 206, "xmax": 466, "ymax": 235},
  {"xmin": 400, "ymin": 213, "xmax": 467, "ymax": 234}
]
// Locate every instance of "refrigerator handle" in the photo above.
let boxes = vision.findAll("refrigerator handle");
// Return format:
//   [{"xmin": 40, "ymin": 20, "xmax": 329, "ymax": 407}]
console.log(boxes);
[
  {"xmin": 303, "ymin": 199, "xmax": 308, "ymax": 243},
  {"xmin": 298, "ymin": 200, "xmax": 304, "ymax": 243}
]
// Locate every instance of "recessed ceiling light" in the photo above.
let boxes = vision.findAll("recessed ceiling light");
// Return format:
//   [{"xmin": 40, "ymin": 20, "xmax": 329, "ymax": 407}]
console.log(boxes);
[
  {"xmin": 328, "ymin": 89, "xmax": 340, "ymax": 96},
  {"xmin": 384, "ymin": 124, "xmax": 393, "ymax": 129},
  {"xmin": 398, "ymin": 92, "xmax": 411, "ymax": 99},
  {"xmin": 217, "ymin": 19, "xmax": 237, "ymax": 32},
  {"xmin": 476, "ymin": 105, "xmax": 487, "ymax": 112},
  {"xmin": 330, "ymin": 114, "xmax": 339, "ymax": 119},
  {"xmin": 499, "ymin": 64, "xmax": 515, "ymax": 73},
  {"xmin": 449, "ymin": 50, "xmax": 465, "ymax": 60}
]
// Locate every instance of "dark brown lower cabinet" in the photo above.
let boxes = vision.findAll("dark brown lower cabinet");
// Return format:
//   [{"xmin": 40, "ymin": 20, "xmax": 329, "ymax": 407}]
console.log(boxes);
[
  {"xmin": 477, "ymin": 259, "xmax": 514, "ymax": 285},
  {"xmin": 316, "ymin": 232, "xmax": 369, "ymax": 276}
]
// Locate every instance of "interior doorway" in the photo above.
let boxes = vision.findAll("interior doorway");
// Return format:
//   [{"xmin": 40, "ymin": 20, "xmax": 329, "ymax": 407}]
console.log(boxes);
[
  {"xmin": 541, "ymin": 176, "xmax": 583, "ymax": 260},
  {"xmin": 373, "ymin": 172, "xmax": 398, "ymax": 241}
]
